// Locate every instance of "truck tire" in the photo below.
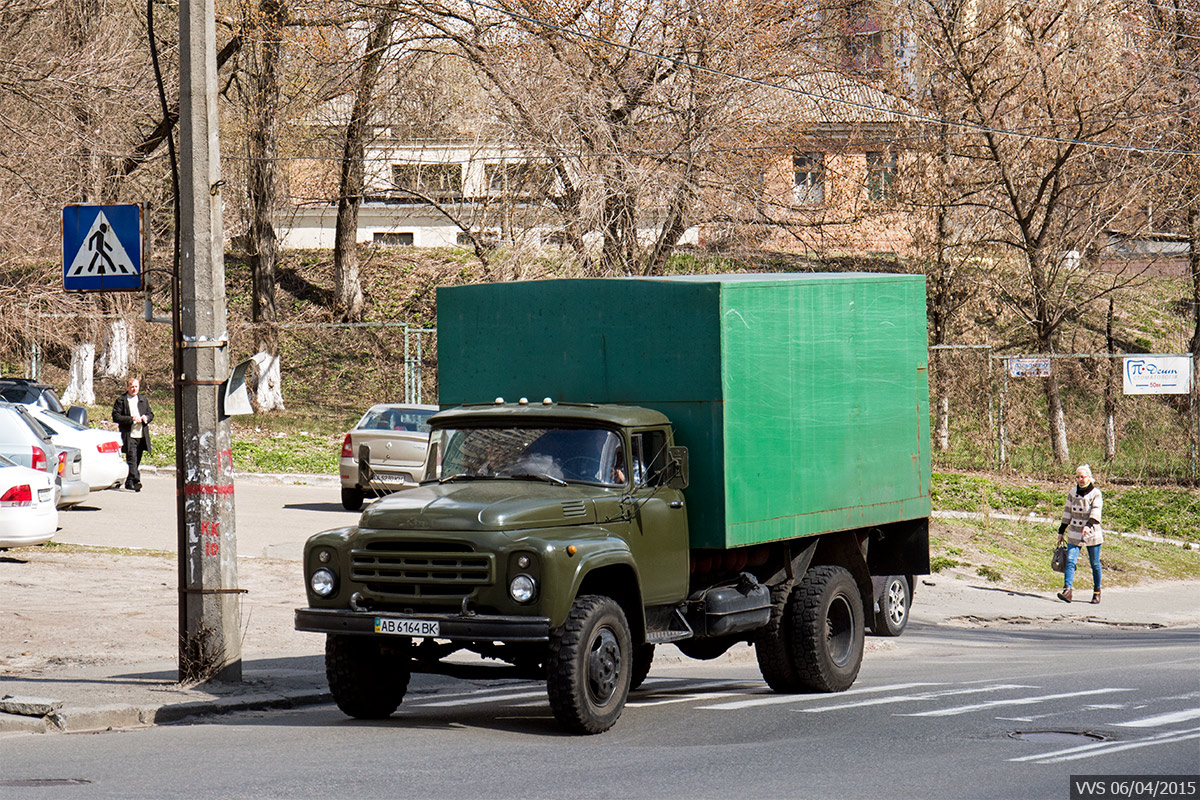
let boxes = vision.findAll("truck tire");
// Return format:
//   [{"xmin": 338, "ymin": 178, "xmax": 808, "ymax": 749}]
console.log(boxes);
[
  {"xmin": 546, "ymin": 595, "xmax": 632, "ymax": 734},
  {"xmin": 789, "ymin": 565, "xmax": 864, "ymax": 692},
  {"xmin": 630, "ymin": 643, "xmax": 655, "ymax": 691},
  {"xmin": 325, "ymin": 634, "xmax": 411, "ymax": 719},
  {"xmin": 872, "ymin": 575, "xmax": 911, "ymax": 637},
  {"xmin": 754, "ymin": 580, "xmax": 800, "ymax": 692},
  {"xmin": 341, "ymin": 487, "xmax": 364, "ymax": 511}
]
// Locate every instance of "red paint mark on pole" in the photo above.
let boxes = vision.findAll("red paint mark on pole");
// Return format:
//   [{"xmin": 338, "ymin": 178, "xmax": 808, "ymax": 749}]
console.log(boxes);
[{"xmin": 184, "ymin": 484, "xmax": 235, "ymax": 495}]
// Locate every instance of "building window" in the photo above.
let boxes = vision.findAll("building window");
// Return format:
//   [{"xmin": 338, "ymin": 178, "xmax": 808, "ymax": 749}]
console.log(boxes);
[
  {"xmin": 484, "ymin": 163, "xmax": 552, "ymax": 197},
  {"xmin": 391, "ymin": 164, "xmax": 463, "ymax": 200},
  {"xmin": 865, "ymin": 151, "xmax": 896, "ymax": 201},
  {"xmin": 374, "ymin": 232, "xmax": 414, "ymax": 246},
  {"xmin": 841, "ymin": 1, "xmax": 883, "ymax": 74},
  {"xmin": 456, "ymin": 231, "xmax": 499, "ymax": 248},
  {"xmin": 792, "ymin": 152, "xmax": 825, "ymax": 206}
]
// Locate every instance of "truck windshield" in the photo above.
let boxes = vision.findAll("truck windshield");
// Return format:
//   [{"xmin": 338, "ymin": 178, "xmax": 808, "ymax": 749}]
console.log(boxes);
[{"xmin": 432, "ymin": 426, "xmax": 626, "ymax": 487}]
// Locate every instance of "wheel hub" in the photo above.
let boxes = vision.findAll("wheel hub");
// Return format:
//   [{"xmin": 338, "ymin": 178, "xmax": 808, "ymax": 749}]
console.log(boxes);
[{"xmin": 586, "ymin": 626, "xmax": 621, "ymax": 704}]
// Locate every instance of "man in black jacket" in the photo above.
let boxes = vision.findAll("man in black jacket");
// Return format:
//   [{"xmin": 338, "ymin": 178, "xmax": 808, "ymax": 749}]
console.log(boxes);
[{"xmin": 112, "ymin": 377, "xmax": 153, "ymax": 492}]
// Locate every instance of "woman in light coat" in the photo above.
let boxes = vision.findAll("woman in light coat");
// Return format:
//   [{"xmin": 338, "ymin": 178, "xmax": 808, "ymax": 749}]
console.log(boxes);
[{"xmin": 1056, "ymin": 464, "xmax": 1103, "ymax": 604}]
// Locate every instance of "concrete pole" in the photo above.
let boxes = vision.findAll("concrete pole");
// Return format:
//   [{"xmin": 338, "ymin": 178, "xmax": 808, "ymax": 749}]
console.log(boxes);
[{"xmin": 177, "ymin": 0, "xmax": 240, "ymax": 683}]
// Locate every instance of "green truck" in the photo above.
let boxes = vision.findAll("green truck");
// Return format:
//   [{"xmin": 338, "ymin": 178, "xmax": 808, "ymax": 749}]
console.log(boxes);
[{"xmin": 295, "ymin": 273, "xmax": 931, "ymax": 733}]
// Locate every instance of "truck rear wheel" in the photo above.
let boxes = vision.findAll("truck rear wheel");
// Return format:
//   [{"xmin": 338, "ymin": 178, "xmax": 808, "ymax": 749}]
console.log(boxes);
[
  {"xmin": 754, "ymin": 580, "xmax": 800, "ymax": 692},
  {"xmin": 789, "ymin": 565, "xmax": 864, "ymax": 692},
  {"xmin": 546, "ymin": 595, "xmax": 632, "ymax": 734},
  {"xmin": 325, "ymin": 634, "xmax": 411, "ymax": 719},
  {"xmin": 630, "ymin": 643, "xmax": 655, "ymax": 691}
]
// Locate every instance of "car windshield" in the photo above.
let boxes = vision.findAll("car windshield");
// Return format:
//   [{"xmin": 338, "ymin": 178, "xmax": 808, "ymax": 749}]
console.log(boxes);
[
  {"xmin": 357, "ymin": 406, "xmax": 436, "ymax": 433},
  {"xmin": 0, "ymin": 385, "xmax": 64, "ymax": 414},
  {"xmin": 432, "ymin": 425, "xmax": 626, "ymax": 487}
]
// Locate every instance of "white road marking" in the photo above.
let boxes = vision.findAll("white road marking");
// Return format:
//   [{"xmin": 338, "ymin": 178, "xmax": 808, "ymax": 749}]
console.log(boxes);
[
  {"xmin": 900, "ymin": 688, "xmax": 1135, "ymax": 717},
  {"xmin": 417, "ymin": 689, "xmax": 547, "ymax": 708},
  {"xmin": 629, "ymin": 692, "xmax": 749, "ymax": 708},
  {"xmin": 1115, "ymin": 708, "xmax": 1200, "ymax": 727},
  {"xmin": 1010, "ymin": 727, "xmax": 1200, "ymax": 764},
  {"xmin": 797, "ymin": 684, "xmax": 1035, "ymax": 713},
  {"xmin": 699, "ymin": 683, "xmax": 942, "ymax": 711}
]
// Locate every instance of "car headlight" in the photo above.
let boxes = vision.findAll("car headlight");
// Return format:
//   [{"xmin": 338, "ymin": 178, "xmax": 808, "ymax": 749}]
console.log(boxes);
[
  {"xmin": 509, "ymin": 574, "xmax": 537, "ymax": 604},
  {"xmin": 310, "ymin": 568, "xmax": 337, "ymax": 598}
]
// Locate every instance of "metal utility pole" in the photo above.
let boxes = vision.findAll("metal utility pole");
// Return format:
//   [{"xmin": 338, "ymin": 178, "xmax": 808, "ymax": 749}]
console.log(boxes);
[{"xmin": 177, "ymin": 0, "xmax": 241, "ymax": 683}]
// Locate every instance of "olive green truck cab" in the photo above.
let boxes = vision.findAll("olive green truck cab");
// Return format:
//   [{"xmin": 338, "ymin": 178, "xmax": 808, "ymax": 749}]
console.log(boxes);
[{"xmin": 296, "ymin": 273, "xmax": 931, "ymax": 734}]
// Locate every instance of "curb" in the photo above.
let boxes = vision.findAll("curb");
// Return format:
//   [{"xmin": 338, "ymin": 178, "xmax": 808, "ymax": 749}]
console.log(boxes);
[
  {"xmin": 140, "ymin": 465, "xmax": 339, "ymax": 488},
  {"xmin": 0, "ymin": 688, "xmax": 331, "ymax": 736}
]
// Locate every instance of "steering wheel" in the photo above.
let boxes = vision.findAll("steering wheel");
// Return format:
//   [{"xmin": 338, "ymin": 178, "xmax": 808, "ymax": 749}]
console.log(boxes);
[{"xmin": 560, "ymin": 456, "xmax": 601, "ymax": 480}]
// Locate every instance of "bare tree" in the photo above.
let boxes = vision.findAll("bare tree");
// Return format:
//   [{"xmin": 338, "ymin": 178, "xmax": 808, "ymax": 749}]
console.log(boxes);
[
  {"xmin": 333, "ymin": 5, "xmax": 399, "ymax": 321},
  {"xmin": 1143, "ymin": 0, "xmax": 1200, "ymax": 441},
  {"xmin": 408, "ymin": 0, "xmax": 771, "ymax": 274},
  {"xmin": 910, "ymin": 0, "xmax": 1154, "ymax": 464}
]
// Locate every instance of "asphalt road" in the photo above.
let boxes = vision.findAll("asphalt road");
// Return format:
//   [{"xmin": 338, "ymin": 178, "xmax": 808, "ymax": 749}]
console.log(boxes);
[
  {"xmin": 2, "ymin": 621, "xmax": 1197, "ymax": 800},
  {"xmin": 53, "ymin": 472, "xmax": 357, "ymax": 560}
]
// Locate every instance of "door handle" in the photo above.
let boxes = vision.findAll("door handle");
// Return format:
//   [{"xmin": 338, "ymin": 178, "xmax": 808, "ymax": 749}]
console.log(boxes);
[{"xmin": 669, "ymin": 500, "xmax": 683, "ymax": 509}]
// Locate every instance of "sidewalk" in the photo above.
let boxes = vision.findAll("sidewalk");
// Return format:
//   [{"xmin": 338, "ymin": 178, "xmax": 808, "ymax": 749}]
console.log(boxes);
[{"xmin": 4, "ymin": 574, "xmax": 1197, "ymax": 737}]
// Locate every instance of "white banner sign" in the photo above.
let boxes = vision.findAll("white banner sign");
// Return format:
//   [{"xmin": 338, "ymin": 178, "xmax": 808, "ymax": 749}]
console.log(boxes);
[
  {"xmin": 1007, "ymin": 357, "xmax": 1051, "ymax": 378},
  {"xmin": 1123, "ymin": 355, "xmax": 1192, "ymax": 395}
]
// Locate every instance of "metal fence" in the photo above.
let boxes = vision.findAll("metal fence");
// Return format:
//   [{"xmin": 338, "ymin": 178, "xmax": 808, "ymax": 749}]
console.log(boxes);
[{"xmin": 929, "ymin": 345, "xmax": 1198, "ymax": 480}]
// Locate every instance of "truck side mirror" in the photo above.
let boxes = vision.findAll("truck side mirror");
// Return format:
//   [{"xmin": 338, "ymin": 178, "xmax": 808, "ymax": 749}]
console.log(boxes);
[
  {"xmin": 666, "ymin": 446, "xmax": 689, "ymax": 490},
  {"xmin": 422, "ymin": 440, "xmax": 440, "ymax": 482},
  {"xmin": 357, "ymin": 443, "xmax": 373, "ymax": 485}
]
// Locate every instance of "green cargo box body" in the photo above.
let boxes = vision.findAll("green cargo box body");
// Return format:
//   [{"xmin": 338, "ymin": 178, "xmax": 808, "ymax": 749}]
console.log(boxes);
[{"xmin": 437, "ymin": 273, "xmax": 931, "ymax": 550}]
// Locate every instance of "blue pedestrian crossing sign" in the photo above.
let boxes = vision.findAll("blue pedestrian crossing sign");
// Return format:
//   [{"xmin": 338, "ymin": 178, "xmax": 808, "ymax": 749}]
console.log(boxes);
[{"xmin": 62, "ymin": 204, "xmax": 143, "ymax": 292}]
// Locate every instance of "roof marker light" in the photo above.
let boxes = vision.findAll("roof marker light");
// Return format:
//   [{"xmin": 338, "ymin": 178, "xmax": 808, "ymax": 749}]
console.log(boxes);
[
  {"xmin": 542, "ymin": 397, "xmax": 553, "ymax": 405},
  {"xmin": 518, "ymin": 397, "xmax": 529, "ymax": 405},
  {"xmin": 494, "ymin": 397, "xmax": 504, "ymax": 404}
]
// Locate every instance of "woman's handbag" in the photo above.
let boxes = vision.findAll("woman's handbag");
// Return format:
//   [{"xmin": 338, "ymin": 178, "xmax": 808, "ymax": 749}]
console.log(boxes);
[{"xmin": 1051, "ymin": 545, "xmax": 1067, "ymax": 573}]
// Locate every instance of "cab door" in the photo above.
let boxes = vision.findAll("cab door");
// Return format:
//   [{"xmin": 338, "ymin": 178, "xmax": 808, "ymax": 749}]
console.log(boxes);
[{"xmin": 624, "ymin": 428, "xmax": 690, "ymax": 605}]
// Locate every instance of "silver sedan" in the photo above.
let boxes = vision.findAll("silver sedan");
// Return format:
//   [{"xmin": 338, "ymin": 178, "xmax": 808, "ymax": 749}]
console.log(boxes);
[{"xmin": 339, "ymin": 403, "xmax": 437, "ymax": 510}]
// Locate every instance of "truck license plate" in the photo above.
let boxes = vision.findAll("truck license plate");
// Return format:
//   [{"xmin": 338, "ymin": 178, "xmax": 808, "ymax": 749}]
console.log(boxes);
[{"xmin": 374, "ymin": 617, "xmax": 439, "ymax": 637}]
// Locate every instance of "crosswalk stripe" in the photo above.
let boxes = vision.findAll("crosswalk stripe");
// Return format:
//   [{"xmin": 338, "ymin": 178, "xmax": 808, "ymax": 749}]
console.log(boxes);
[
  {"xmin": 1115, "ymin": 708, "xmax": 1200, "ymax": 727},
  {"xmin": 797, "ymin": 684, "xmax": 1036, "ymax": 713},
  {"xmin": 900, "ymin": 688, "xmax": 1134, "ymax": 717},
  {"xmin": 629, "ymin": 692, "xmax": 750, "ymax": 708},
  {"xmin": 1010, "ymin": 726, "xmax": 1200, "ymax": 764},
  {"xmin": 416, "ymin": 689, "xmax": 547, "ymax": 708},
  {"xmin": 699, "ymin": 682, "xmax": 942, "ymax": 711}
]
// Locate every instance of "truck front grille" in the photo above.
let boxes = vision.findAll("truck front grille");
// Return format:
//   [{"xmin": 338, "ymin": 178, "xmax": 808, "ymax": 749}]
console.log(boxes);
[{"xmin": 350, "ymin": 541, "xmax": 494, "ymax": 603}]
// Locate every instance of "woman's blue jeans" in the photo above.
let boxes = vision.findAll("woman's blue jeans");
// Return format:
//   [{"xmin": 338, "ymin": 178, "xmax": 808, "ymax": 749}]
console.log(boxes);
[{"xmin": 1064, "ymin": 543, "xmax": 1101, "ymax": 590}]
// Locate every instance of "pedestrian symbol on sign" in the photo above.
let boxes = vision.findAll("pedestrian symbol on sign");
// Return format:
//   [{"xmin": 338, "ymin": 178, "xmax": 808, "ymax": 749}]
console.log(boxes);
[{"xmin": 62, "ymin": 204, "xmax": 142, "ymax": 292}]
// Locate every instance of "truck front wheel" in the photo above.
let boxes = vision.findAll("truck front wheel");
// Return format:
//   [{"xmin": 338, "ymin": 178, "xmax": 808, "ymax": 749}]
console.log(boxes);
[
  {"xmin": 325, "ymin": 634, "xmax": 411, "ymax": 719},
  {"xmin": 546, "ymin": 595, "xmax": 632, "ymax": 734},
  {"xmin": 789, "ymin": 565, "xmax": 864, "ymax": 692}
]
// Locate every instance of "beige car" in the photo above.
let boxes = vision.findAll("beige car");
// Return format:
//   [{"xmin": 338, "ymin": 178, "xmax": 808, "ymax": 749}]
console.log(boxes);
[{"xmin": 339, "ymin": 403, "xmax": 437, "ymax": 510}]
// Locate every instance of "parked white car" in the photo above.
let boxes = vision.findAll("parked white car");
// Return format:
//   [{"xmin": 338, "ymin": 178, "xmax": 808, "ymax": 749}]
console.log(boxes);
[
  {"xmin": 0, "ymin": 453, "xmax": 58, "ymax": 548},
  {"xmin": 22, "ymin": 406, "xmax": 128, "ymax": 492}
]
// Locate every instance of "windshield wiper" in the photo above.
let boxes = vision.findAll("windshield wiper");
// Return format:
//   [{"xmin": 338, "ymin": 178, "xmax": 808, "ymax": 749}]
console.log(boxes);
[
  {"xmin": 509, "ymin": 473, "xmax": 568, "ymax": 487},
  {"xmin": 439, "ymin": 473, "xmax": 486, "ymax": 483}
]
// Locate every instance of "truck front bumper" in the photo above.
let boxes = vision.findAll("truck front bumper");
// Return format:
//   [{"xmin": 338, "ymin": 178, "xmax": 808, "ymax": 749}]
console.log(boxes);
[{"xmin": 295, "ymin": 607, "xmax": 551, "ymax": 642}]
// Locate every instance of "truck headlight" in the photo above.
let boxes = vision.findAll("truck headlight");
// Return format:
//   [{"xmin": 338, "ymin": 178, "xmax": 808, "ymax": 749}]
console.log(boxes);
[
  {"xmin": 311, "ymin": 568, "xmax": 337, "ymax": 598},
  {"xmin": 509, "ymin": 574, "xmax": 537, "ymax": 604}
]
